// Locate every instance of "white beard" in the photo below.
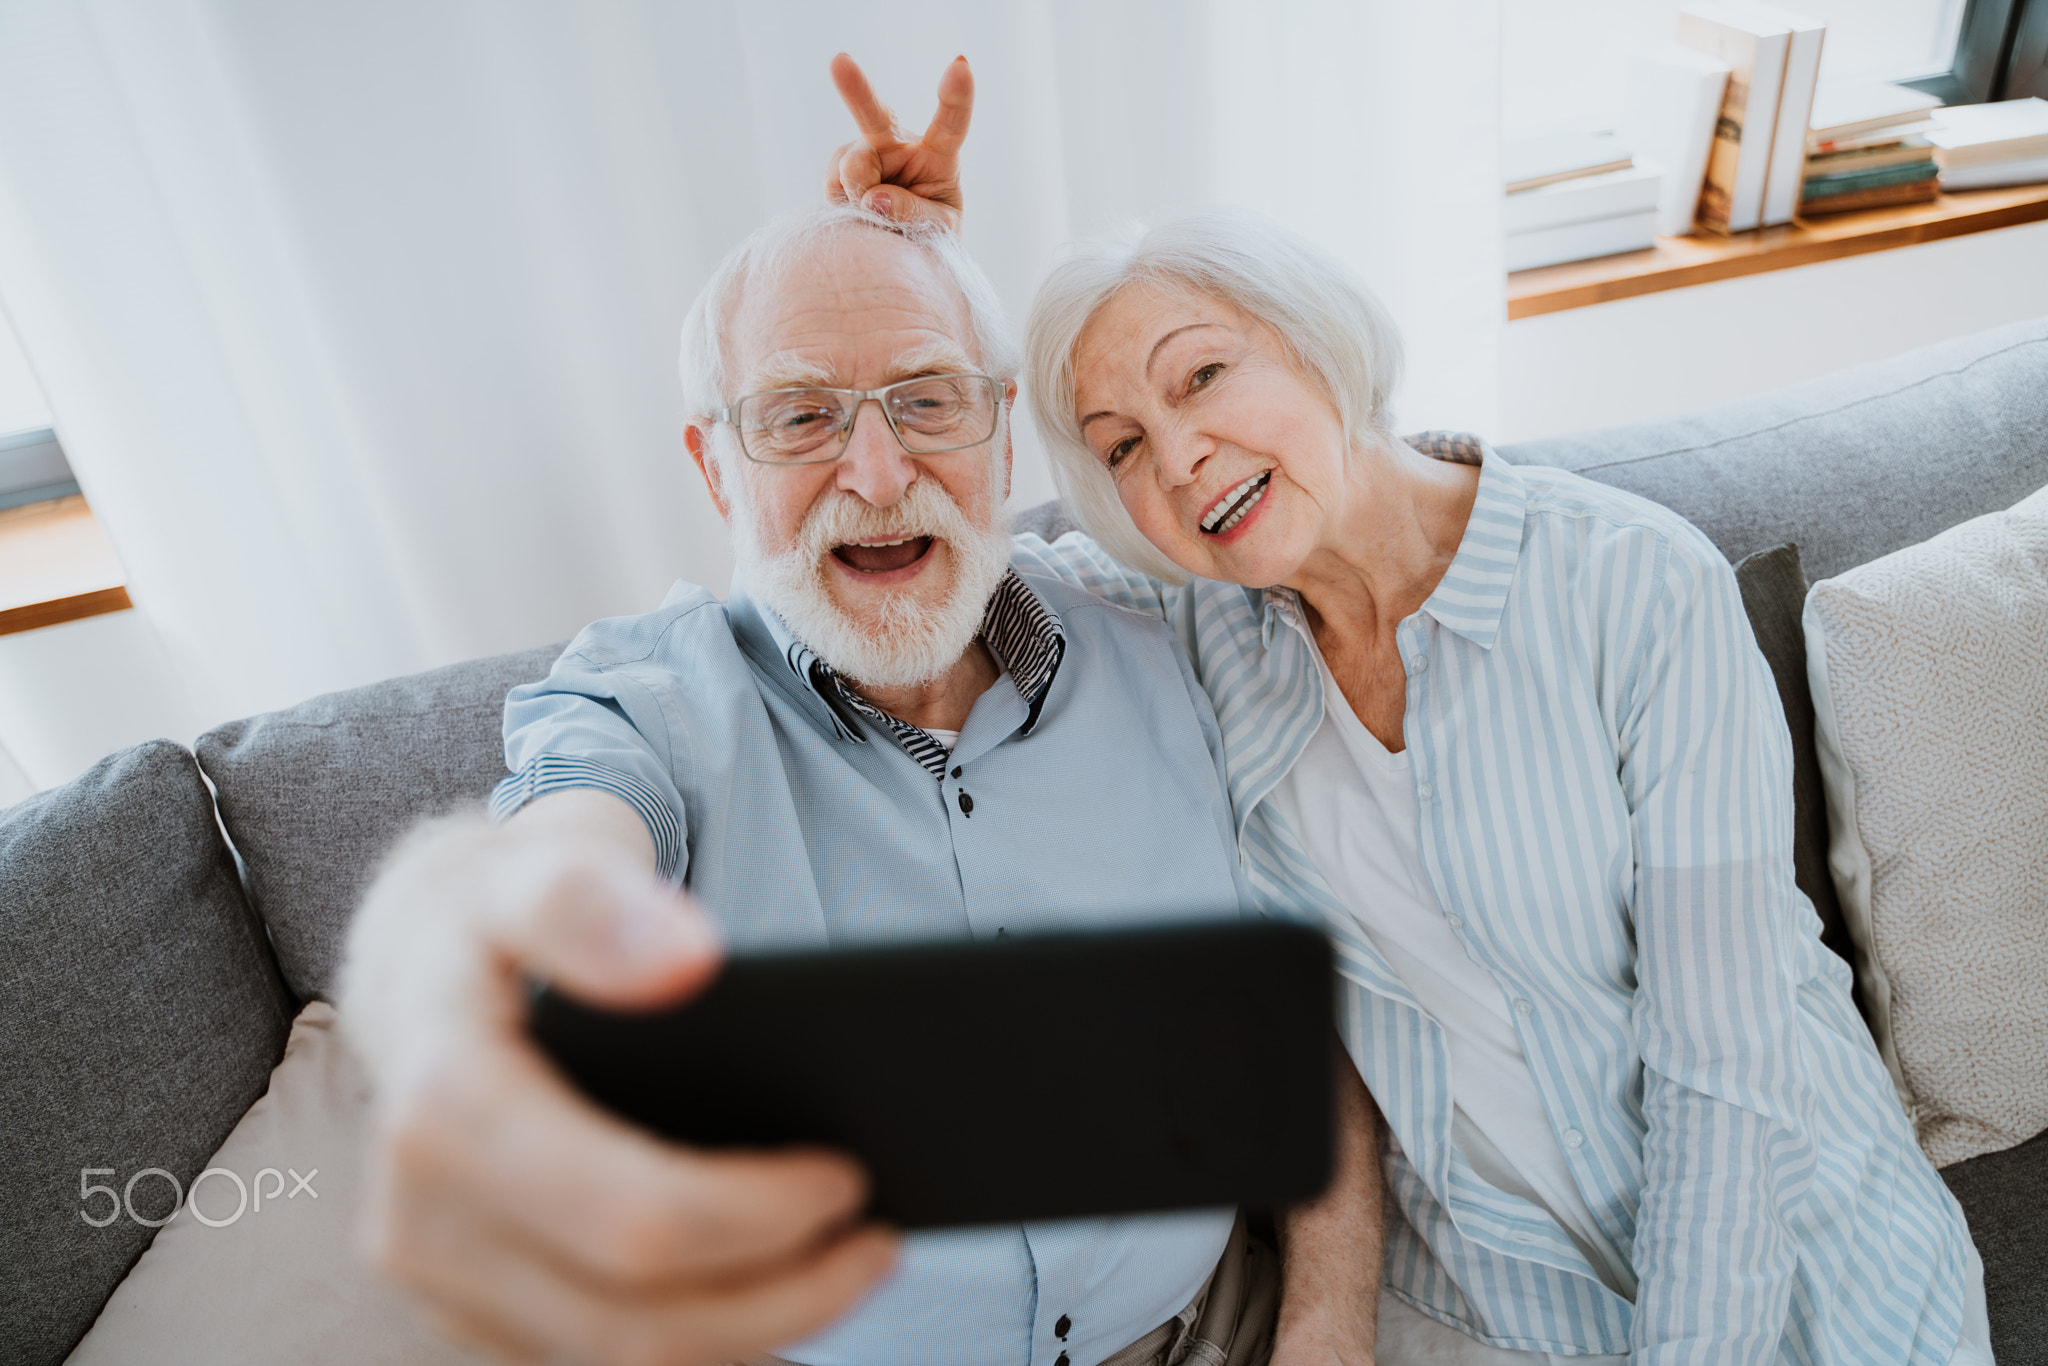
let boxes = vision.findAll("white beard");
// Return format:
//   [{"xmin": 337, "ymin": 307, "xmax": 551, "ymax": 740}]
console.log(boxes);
[{"xmin": 734, "ymin": 471, "xmax": 1013, "ymax": 691}]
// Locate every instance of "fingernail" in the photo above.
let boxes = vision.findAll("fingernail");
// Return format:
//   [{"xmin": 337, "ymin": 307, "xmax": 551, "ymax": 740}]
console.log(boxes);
[{"xmin": 868, "ymin": 191, "xmax": 892, "ymax": 216}]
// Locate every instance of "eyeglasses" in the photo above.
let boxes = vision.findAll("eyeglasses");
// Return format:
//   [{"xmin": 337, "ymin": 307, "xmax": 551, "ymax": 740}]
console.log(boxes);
[{"xmin": 714, "ymin": 374, "xmax": 1004, "ymax": 466}]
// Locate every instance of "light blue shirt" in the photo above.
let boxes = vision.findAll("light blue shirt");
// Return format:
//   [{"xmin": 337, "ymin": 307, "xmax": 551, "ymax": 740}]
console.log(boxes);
[
  {"xmin": 492, "ymin": 565, "xmax": 1244, "ymax": 1366},
  {"xmin": 1011, "ymin": 436, "xmax": 1975, "ymax": 1365}
]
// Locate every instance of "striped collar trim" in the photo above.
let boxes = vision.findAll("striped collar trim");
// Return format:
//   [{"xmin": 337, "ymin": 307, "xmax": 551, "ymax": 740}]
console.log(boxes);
[
  {"xmin": 1258, "ymin": 431, "xmax": 1526, "ymax": 652},
  {"xmin": 781, "ymin": 568, "xmax": 1067, "ymax": 775}
]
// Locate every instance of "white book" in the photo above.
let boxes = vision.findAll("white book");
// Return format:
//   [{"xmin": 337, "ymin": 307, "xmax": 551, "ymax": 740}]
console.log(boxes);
[
  {"xmin": 1503, "ymin": 131, "xmax": 1635, "ymax": 193},
  {"xmin": 1505, "ymin": 209, "xmax": 1659, "ymax": 272},
  {"xmin": 1928, "ymin": 99, "xmax": 2048, "ymax": 168},
  {"xmin": 1743, "ymin": 3, "xmax": 1826, "ymax": 225},
  {"xmin": 1679, "ymin": 2, "xmax": 1792, "ymax": 233},
  {"xmin": 1504, "ymin": 164, "xmax": 1664, "ymax": 235},
  {"xmin": 1938, "ymin": 152, "xmax": 2048, "ymax": 190},
  {"xmin": 1618, "ymin": 43, "xmax": 1731, "ymax": 236},
  {"xmin": 1808, "ymin": 81, "xmax": 1946, "ymax": 146}
]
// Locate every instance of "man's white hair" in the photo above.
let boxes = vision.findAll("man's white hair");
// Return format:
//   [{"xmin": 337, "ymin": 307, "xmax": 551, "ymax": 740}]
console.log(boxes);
[
  {"xmin": 1024, "ymin": 206, "xmax": 1405, "ymax": 584},
  {"xmin": 679, "ymin": 204, "xmax": 1020, "ymax": 431}
]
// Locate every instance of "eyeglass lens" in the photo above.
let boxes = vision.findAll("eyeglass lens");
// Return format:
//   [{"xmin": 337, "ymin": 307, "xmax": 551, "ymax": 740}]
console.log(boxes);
[{"xmin": 738, "ymin": 377, "xmax": 996, "ymax": 462}]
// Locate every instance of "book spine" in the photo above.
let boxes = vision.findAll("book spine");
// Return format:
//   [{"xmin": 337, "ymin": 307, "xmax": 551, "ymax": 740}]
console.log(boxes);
[
  {"xmin": 1801, "ymin": 157, "xmax": 1939, "ymax": 199},
  {"xmin": 1692, "ymin": 55, "xmax": 1757, "ymax": 234},
  {"xmin": 1760, "ymin": 20, "xmax": 1825, "ymax": 225},
  {"xmin": 1796, "ymin": 180, "xmax": 1939, "ymax": 213}
]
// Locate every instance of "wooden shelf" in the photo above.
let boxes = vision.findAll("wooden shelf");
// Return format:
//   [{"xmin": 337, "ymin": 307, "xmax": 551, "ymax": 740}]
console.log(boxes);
[
  {"xmin": 1508, "ymin": 181, "xmax": 2048, "ymax": 320},
  {"xmin": 0, "ymin": 494, "xmax": 132, "ymax": 636}
]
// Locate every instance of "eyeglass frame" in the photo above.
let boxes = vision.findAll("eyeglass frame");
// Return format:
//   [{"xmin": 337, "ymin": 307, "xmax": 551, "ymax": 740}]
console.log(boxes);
[{"xmin": 710, "ymin": 373, "xmax": 1007, "ymax": 467}]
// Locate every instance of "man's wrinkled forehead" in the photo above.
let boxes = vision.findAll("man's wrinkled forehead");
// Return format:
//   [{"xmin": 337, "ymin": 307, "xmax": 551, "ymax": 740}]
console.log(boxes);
[{"xmin": 728, "ymin": 227, "xmax": 978, "ymax": 393}]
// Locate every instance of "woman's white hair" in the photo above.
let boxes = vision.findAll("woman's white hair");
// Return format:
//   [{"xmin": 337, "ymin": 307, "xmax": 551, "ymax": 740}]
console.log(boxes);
[
  {"xmin": 678, "ymin": 204, "xmax": 1019, "ymax": 435},
  {"xmin": 1024, "ymin": 206, "xmax": 1405, "ymax": 584}
]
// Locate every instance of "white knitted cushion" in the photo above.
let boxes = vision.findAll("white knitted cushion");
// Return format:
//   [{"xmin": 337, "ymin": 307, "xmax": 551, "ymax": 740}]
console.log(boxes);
[{"xmin": 1804, "ymin": 483, "xmax": 2048, "ymax": 1167}]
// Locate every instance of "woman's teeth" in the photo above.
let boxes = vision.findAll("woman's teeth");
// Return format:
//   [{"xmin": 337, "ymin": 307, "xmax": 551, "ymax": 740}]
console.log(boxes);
[{"xmin": 1201, "ymin": 472, "xmax": 1272, "ymax": 534}]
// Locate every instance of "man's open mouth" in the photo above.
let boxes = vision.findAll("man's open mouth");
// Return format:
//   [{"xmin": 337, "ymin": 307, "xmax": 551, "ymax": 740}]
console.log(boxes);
[
  {"xmin": 1200, "ymin": 471, "xmax": 1272, "ymax": 535},
  {"xmin": 832, "ymin": 536, "xmax": 935, "ymax": 573}
]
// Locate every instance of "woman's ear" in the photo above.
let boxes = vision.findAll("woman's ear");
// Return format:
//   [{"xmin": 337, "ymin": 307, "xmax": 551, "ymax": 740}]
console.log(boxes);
[
  {"xmin": 685, "ymin": 422, "xmax": 733, "ymax": 521},
  {"xmin": 998, "ymin": 379, "xmax": 1018, "ymax": 502}
]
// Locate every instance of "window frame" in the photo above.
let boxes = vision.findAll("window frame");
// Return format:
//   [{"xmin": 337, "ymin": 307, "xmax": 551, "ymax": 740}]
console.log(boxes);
[
  {"xmin": 2004, "ymin": 0, "xmax": 2048, "ymax": 97},
  {"xmin": 1901, "ymin": 0, "xmax": 2034, "ymax": 103}
]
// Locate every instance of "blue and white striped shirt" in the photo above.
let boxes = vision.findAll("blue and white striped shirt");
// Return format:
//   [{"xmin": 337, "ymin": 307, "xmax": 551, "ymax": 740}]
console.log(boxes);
[{"xmin": 1010, "ymin": 437, "xmax": 1973, "ymax": 1364}]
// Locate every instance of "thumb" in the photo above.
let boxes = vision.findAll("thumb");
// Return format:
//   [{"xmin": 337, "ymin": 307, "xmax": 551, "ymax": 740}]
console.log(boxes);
[
  {"xmin": 491, "ymin": 854, "xmax": 724, "ymax": 1011},
  {"xmin": 863, "ymin": 187, "xmax": 960, "ymax": 233}
]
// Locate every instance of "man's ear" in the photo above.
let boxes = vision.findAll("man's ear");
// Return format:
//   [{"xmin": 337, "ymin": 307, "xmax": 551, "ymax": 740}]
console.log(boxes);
[{"xmin": 685, "ymin": 422, "xmax": 733, "ymax": 522}]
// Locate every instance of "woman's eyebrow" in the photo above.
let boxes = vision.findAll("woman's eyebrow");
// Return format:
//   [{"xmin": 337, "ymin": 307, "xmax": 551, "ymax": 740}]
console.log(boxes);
[
  {"xmin": 1146, "ymin": 323, "xmax": 1228, "ymax": 379},
  {"xmin": 1080, "ymin": 323, "xmax": 1231, "ymax": 428}
]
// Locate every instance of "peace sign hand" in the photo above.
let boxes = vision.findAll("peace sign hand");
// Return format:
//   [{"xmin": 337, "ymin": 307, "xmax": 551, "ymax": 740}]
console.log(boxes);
[{"xmin": 824, "ymin": 53, "xmax": 973, "ymax": 233}]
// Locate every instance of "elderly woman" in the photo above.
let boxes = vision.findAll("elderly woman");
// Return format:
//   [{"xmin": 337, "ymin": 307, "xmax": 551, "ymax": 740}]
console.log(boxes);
[{"xmin": 825, "ymin": 62, "xmax": 1992, "ymax": 1366}]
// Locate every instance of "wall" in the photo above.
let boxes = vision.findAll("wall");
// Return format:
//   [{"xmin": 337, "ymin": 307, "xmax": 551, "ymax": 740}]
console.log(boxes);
[
  {"xmin": 0, "ymin": 608, "xmax": 201, "ymax": 796},
  {"xmin": 1498, "ymin": 217, "xmax": 2048, "ymax": 444}
]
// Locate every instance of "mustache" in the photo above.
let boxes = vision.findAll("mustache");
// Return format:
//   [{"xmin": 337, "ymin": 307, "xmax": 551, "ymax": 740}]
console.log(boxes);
[{"xmin": 791, "ymin": 478, "xmax": 983, "ymax": 561}]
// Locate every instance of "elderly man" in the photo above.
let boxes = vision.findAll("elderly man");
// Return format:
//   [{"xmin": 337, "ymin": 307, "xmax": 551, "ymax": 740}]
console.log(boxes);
[{"xmin": 342, "ymin": 204, "xmax": 1378, "ymax": 1366}]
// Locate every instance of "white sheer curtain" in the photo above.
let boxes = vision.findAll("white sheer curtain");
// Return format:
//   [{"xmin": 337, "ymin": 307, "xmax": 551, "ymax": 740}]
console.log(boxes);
[{"xmin": 0, "ymin": 0, "xmax": 1500, "ymax": 737}]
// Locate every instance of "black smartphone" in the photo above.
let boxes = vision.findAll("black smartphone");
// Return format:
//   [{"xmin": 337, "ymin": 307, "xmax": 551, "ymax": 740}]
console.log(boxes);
[{"xmin": 530, "ymin": 919, "xmax": 1335, "ymax": 1228}]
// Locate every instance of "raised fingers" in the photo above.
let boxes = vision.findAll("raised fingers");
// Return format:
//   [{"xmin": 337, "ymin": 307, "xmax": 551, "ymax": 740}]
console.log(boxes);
[
  {"xmin": 829, "ymin": 53, "xmax": 899, "ymax": 151},
  {"xmin": 920, "ymin": 56, "xmax": 974, "ymax": 158}
]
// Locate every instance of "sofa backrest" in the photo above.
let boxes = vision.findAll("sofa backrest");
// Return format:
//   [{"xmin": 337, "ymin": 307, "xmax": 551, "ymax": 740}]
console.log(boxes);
[
  {"xmin": 1495, "ymin": 316, "xmax": 2048, "ymax": 581},
  {"xmin": 196, "ymin": 643, "xmax": 564, "ymax": 1002},
  {"xmin": 0, "ymin": 740, "xmax": 296, "ymax": 1366}
]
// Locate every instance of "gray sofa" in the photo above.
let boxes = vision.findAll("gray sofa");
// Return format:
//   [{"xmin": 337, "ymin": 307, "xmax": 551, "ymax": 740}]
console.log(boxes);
[{"xmin": 4, "ymin": 317, "xmax": 2045, "ymax": 1365}]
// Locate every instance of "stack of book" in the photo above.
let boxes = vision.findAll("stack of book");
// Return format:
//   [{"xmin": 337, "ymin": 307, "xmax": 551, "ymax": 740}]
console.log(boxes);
[
  {"xmin": 1928, "ymin": 98, "xmax": 2048, "ymax": 190},
  {"xmin": 1679, "ymin": 1, "xmax": 1826, "ymax": 233},
  {"xmin": 1800, "ymin": 82, "xmax": 1944, "ymax": 214},
  {"xmin": 1503, "ymin": 131, "xmax": 1663, "ymax": 271}
]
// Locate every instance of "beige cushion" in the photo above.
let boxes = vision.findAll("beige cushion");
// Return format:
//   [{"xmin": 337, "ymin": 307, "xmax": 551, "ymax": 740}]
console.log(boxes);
[
  {"xmin": 1803, "ymin": 483, "xmax": 2048, "ymax": 1168},
  {"xmin": 65, "ymin": 1004, "xmax": 491, "ymax": 1365}
]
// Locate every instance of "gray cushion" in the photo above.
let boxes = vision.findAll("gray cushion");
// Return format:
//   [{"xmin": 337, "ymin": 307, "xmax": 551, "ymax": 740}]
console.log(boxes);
[
  {"xmin": 0, "ymin": 740, "xmax": 294, "ymax": 1366},
  {"xmin": 1730, "ymin": 545, "xmax": 1859, "ymax": 1002},
  {"xmin": 1942, "ymin": 1124, "xmax": 2048, "ymax": 1364},
  {"xmin": 197, "ymin": 643, "xmax": 564, "ymax": 1002},
  {"xmin": 1497, "ymin": 316, "xmax": 2048, "ymax": 581}
]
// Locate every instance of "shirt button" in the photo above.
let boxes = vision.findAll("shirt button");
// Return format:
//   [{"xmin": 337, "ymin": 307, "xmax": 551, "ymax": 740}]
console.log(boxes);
[
  {"xmin": 958, "ymin": 791, "xmax": 974, "ymax": 815},
  {"xmin": 1411, "ymin": 654, "xmax": 1429, "ymax": 672},
  {"xmin": 1565, "ymin": 1128, "xmax": 1584, "ymax": 1149},
  {"xmin": 1445, "ymin": 914, "xmax": 1463, "ymax": 931},
  {"xmin": 1514, "ymin": 999, "xmax": 1533, "ymax": 1016},
  {"xmin": 951, "ymin": 765, "xmax": 963, "ymax": 778},
  {"xmin": 1056, "ymin": 1355, "xmax": 1070, "ymax": 1366},
  {"xmin": 1055, "ymin": 1315, "xmax": 1071, "ymax": 1339},
  {"xmin": 1416, "ymin": 781, "xmax": 1434, "ymax": 800}
]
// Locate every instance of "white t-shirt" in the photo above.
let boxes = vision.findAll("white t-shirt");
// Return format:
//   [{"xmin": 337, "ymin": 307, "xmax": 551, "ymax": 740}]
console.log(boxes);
[
  {"xmin": 1263, "ymin": 641, "xmax": 1634, "ymax": 1303},
  {"xmin": 924, "ymin": 728, "xmax": 961, "ymax": 751}
]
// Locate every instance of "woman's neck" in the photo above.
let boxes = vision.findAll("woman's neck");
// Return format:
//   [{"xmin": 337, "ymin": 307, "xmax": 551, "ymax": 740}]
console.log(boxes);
[{"xmin": 1282, "ymin": 440, "xmax": 1480, "ymax": 658}]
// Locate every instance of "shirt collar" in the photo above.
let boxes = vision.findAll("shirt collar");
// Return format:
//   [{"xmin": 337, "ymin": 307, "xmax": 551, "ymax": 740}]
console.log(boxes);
[
  {"xmin": 742, "ymin": 566, "xmax": 1069, "ymax": 744},
  {"xmin": 1257, "ymin": 430, "xmax": 1527, "ymax": 652}
]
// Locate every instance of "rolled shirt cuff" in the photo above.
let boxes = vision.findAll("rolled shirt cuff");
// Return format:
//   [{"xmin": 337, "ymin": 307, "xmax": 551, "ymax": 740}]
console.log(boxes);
[{"xmin": 489, "ymin": 755, "xmax": 685, "ymax": 882}]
